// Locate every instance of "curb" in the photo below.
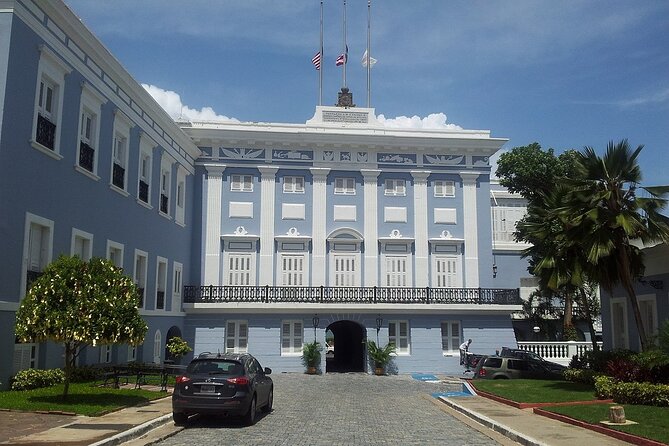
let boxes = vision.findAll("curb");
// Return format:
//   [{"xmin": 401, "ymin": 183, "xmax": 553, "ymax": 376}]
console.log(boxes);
[
  {"xmin": 89, "ymin": 413, "xmax": 174, "ymax": 446},
  {"xmin": 438, "ymin": 397, "xmax": 546, "ymax": 446}
]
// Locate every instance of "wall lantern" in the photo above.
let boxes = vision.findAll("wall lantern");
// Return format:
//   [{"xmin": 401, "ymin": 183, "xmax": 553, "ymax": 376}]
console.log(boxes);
[
  {"xmin": 375, "ymin": 315, "xmax": 383, "ymax": 344},
  {"xmin": 312, "ymin": 314, "xmax": 320, "ymax": 341},
  {"xmin": 492, "ymin": 263, "xmax": 498, "ymax": 279}
]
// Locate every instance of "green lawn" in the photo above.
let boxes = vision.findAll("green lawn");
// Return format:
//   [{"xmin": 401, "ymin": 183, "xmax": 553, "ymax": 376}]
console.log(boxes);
[
  {"xmin": 471, "ymin": 378, "xmax": 669, "ymax": 444},
  {"xmin": 471, "ymin": 379, "xmax": 598, "ymax": 403},
  {"xmin": 546, "ymin": 404, "xmax": 669, "ymax": 444},
  {"xmin": 0, "ymin": 382, "xmax": 167, "ymax": 416}
]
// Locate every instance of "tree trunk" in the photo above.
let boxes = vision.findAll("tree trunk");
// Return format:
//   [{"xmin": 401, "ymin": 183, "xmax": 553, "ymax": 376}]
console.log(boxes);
[
  {"xmin": 63, "ymin": 342, "xmax": 73, "ymax": 399},
  {"xmin": 617, "ymin": 252, "xmax": 649, "ymax": 351},
  {"xmin": 563, "ymin": 291, "xmax": 574, "ymax": 339},
  {"xmin": 579, "ymin": 288, "xmax": 599, "ymax": 351}
]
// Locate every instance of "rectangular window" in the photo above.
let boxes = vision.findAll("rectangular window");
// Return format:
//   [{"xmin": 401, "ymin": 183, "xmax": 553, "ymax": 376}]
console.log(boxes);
[
  {"xmin": 134, "ymin": 250, "xmax": 148, "ymax": 308},
  {"xmin": 231, "ymin": 175, "xmax": 253, "ymax": 192},
  {"xmin": 639, "ymin": 297, "xmax": 658, "ymax": 342},
  {"xmin": 333, "ymin": 254, "xmax": 357, "ymax": 287},
  {"xmin": 281, "ymin": 320, "xmax": 303, "ymax": 355},
  {"xmin": 440, "ymin": 321, "xmax": 461, "ymax": 354},
  {"xmin": 112, "ymin": 134, "xmax": 127, "ymax": 189},
  {"xmin": 283, "ymin": 176, "xmax": 305, "ymax": 193},
  {"xmin": 385, "ymin": 256, "xmax": 408, "ymax": 287},
  {"xmin": 434, "ymin": 180, "xmax": 455, "ymax": 197},
  {"xmin": 106, "ymin": 240, "xmax": 124, "ymax": 269},
  {"xmin": 384, "ymin": 179, "xmax": 406, "ymax": 196},
  {"xmin": 226, "ymin": 320, "xmax": 248, "ymax": 353},
  {"xmin": 128, "ymin": 345, "xmax": 137, "ymax": 362},
  {"xmin": 227, "ymin": 254, "xmax": 253, "ymax": 286},
  {"xmin": 492, "ymin": 204, "xmax": 527, "ymax": 243},
  {"xmin": 160, "ymin": 168, "xmax": 171, "ymax": 215},
  {"xmin": 13, "ymin": 343, "xmax": 38, "ymax": 374},
  {"xmin": 334, "ymin": 177, "xmax": 356, "ymax": 195},
  {"xmin": 433, "ymin": 256, "xmax": 458, "ymax": 287},
  {"xmin": 99, "ymin": 345, "xmax": 112, "ymax": 363},
  {"xmin": 71, "ymin": 229, "xmax": 93, "ymax": 261},
  {"xmin": 281, "ymin": 254, "xmax": 305, "ymax": 286},
  {"xmin": 388, "ymin": 320, "xmax": 410, "ymax": 355},
  {"xmin": 172, "ymin": 261, "xmax": 183, "ymax": 313},
  {"xmin": 175, "ymin": 168, "xmax": 186, "ymax": 225},
  {"xmin": 138, "ymin": 153, "xmax": 152, "ymax": 203},
  {"xmin": 156, "ymin": 257, "xmax": 167, "ymax": 310},
  {"xmin": 25, "ymin": 218, "xmax": 52, "ymax": 294}
]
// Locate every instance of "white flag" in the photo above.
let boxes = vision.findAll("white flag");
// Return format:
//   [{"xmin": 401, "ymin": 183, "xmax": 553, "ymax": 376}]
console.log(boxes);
[{"xmin": 361, "ymin": 50, "xmax": 377, "ymax": 68}]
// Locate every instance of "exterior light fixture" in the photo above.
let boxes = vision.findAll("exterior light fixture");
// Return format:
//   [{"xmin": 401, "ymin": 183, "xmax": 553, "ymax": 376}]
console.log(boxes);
[
  {"xmin": 375, "ymin": 315, "xmax": 383, "ymax": 344},
  {"xmin": 492, "ymin": 263, "xmax": 498, "ymax": 278},
  {"xmin": 312, "ymin": 314, "xmax": 320, "ymax": 341}
]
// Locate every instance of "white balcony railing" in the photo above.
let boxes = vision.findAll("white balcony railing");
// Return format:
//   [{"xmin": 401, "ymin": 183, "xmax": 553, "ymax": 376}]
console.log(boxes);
[{"xmin": 516, "ymin": 341, "xmax": 603, "ymax": 366}]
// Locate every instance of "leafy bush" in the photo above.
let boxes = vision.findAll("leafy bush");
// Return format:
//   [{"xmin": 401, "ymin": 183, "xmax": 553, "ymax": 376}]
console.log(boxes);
[
  {"xmin": 595, "ymin": 375, "xmax": 669, "ymax": 406},
  {"xmin": 12, "ymin": 368, "xmax": 65, "ymax": 391},
  {"xmin": 659, "ymin": 320, "xmax": 669, "ymax": 355},
  {"xmin": 301, "ymin": 341, "xmax": 323, "ymax": 369},
  {"xmin": 166, "ymin": 336, "xmax": 192, "ymax": 359},
  {"xmin": 632, "ymin": 350, "xmax": 669, "ymax": 384},
  {"xmin": 606, "ymin": 357, "xmax": 647, "ymax": 383},
  {"xmin": 569, "ymin": 348, "xmax": 634, "ymax": 372},
  {"xmin": 69, "ymin": 365, "xmax": 104, "ymax": 383},
  {"xmin": 563, "ymin": 368, "xmax": 601, "ymax": 385}
]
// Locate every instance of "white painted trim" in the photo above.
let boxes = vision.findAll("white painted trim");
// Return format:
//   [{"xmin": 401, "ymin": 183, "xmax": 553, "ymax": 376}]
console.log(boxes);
[
  {"xmin": 412, "ymin": 171, "xmax": 430, "ymax": 287},
  {"xmin": 172, "ymin": 261, "xmax": 183, "ymax": 314},
  {"xmin": 310, "ymin": 168, "xmax": 330, "ymax": 286},
  {"xmin": 106, "ymin": 240, "xmax": 124, "ymax": 268},
  {"xmin": 362, "ymin": 169, "xmax": 381, "ymax": 286},
  {"xmin": 610, "ymin": 297, "xmax": 628, "ymax": 349},
  {"xmin": 22, "ymin": 212, "xmax": 54, "ymax": 299},
  {"xmin": 155, "ymin": 256, "xmax": 168, "ymax": 310},
  {"xmin": 203, "ymin": 166, "xmax": 225, "ymax": 284},
  {"xmin": 460, "ymin": 172, "xmax": 480, "ymax": 287},
  {"xmin": 133, "ymin": 249, "xmax": 149, "ymax": 309},
  {"xmin": 70, "ymin": 227, "xmax": 94, "ymax": 261},
  {"xmin": 259, "ymin": 166, "xmax": 278, "ymax": 285}
]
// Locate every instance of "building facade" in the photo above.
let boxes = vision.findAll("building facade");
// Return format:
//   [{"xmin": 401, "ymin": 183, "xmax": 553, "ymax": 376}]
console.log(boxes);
[{"xmin": 0, "ymin": 0, "xmax": 529, "ymax": 387}]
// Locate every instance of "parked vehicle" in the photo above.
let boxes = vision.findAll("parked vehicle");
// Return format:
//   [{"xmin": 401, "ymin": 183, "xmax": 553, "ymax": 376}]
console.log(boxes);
[
  {"xmin": 499, "ymin": 347, "xmax": 566, "ymax": 373},
  {"xmin": 172, "ymin": 352, "xmax": 273, "ymax": 426},
  {"xmin": 472, "ymin": 355, "xmax": 564, "ymax": 380}
]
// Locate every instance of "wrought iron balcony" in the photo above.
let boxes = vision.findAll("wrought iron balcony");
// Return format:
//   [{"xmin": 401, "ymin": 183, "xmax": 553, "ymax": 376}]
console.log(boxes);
[
  {"xmin": 156, "ymin": 290, "xmax": 165, "ymax": 309},
  {"xmin": 79, "ymin": 141, "xmax": 95, "ymax": 172},
  {"xmin": 139, "ymin": 181, "xmax": 149, "ymax": 203},
  {"xmin": 183, "ymin": 285, "xmax": 521, "ymax": 305},
  {"xmin": 36, "ymin": 114, "xmax": 56, "ymax": 150}
]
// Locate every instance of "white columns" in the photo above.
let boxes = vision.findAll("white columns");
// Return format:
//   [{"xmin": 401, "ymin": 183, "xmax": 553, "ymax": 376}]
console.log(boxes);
[
  {"xmin": 362, "ymin": 169, "xmax": 381, "ymax": 286},
  {"xmin": 310, "ymin": 168, "xmax": 330, "ymax": 286},
  {"xmin": 258, "ymin": 166, "xmax": 278, "ymax": 285},
  {"xmin": 460, "ymin": 171, "xmax": 480, "ymax": 287},
  {"xmin": 202, "ymin": 164, "xmax": 226, "ymax": 285},
  {"xmin": 411, "ymin": 170, "xmax": 430, "ymax": 287}
]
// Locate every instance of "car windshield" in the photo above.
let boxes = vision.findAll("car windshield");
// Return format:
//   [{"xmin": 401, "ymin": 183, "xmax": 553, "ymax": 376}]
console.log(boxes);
[{"xmin": 188, "ymin": 359, "xmax": 243, "ymax": 375}]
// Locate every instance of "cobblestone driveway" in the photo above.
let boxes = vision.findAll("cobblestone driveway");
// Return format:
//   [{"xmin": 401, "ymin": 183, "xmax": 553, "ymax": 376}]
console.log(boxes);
[{"xmin": 158, "ymin": 373, "xmax": 501, "ymax": 446}]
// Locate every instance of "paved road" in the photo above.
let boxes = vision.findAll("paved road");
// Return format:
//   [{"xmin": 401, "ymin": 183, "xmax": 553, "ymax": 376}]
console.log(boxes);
[{"xmin": 158, "ymin": 373, "xmax": 502, "ymax": 446}]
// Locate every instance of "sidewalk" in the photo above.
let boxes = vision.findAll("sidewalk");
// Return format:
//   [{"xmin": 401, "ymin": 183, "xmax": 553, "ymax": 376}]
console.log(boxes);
[{"xmin": 0, "ymin": 389, "xmax": 177, "ymax": 446}]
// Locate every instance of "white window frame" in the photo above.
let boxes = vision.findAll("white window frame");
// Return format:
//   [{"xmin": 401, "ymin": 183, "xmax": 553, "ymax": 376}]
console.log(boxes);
[
  {"xmin": 381, "ymin": 252, "xmax": 412, "ymax": 287},
  {"xmin": 31, "ymin": 46, "xmax": 71, "ymax": 158},
  {"xmin": 440, "ymin": 321, "xmax": 461, "ymax": 355},
  {"xmin": 155, "ymin": 256, "xmax": 168, "ymax": 310},
  {"xmin": 492, "ymin": 202, "xmax": 527, "ymax": 244},
  {"xmin": 283, "ymin": 176, "xmax": 305, "ymax": 194},
  {"xmin": 75, "ymin": 84, "xmax": 105, "ymax": 179},
  {"xmin": 281, "ymin": 320, "xmax": 304, "ymax": 356},
  {"xmin": 110, "ymin": 111, "xmax": 132, "ymax": 194},
  {"xmin": 71, "ymin": 228, "xmax": 93, "ymax": 261},
  {"xmin": 22, "ymin": 213, "xmax": 54, "ymax": 298},
  {"xmin": 153, "ymin": 330, "xmax": 162, "ymax": 364},
  {"xmin": 384, "ymin": 179, "xmax": 406, "ymax": 196},
  {"xmin": 133, "ymin": 249, "xmax": 148, "ymax": 309},
  {"xmin": 159, "ymin": 157, "xmax": 174, "ymax": 217},
  {"xmin": 128, "ymin": 344, "xmax": 137, "ymax": 362},
  {"xmin": 226, "ymin": 320, "xmax": 249, "ymax": 353},
  {"xmin": 137, "ymin": 135, "xmax": 155, "ymax": 207},
  {"xmin": 106, "ymin": 240, "xmax": 124, "ymax": 269},
  {"xmin": 175, "ymin": 167, "xmax": 187, "ymax": 226},
  {"xmin": 172, "ymin": 261, "xmax": 183, "ymax": 313},
  {"xmin": 334, "ymin": 177, "xmax": 356, "ymax": 195},
  {"xmin": 231, "ymin": 174, "xmax": 253, "ymax": 192},
  {"xmin": 279, "ymin": 253, "xmax": 308, "ymax": 286},
  {"xmin": 99, "ymin": 345, "xmax": 112, "ymax": 363},
  {"xmin": 431, "ymin": 254, "xmax": 462, "ymax": 288},
  {"xmin": 638, "ymin": 294, "xmax": 658, "ymax": 344},
  {"xmin": 330, "ymin": 253, "xmax": 360, "ymax": 287},
  {"xmin": 225, "ymin": 252, "xmax": 255, "ymax": 286},
  {"xmin": 434, "ymin": 180, "xmax": 455, "ymax": 198},
  {"xmin": 13, "ymin": 342, "xmax": 38, "ymax": 375},
  {"xmin": 610, "ymin": 297, "xmax": 628, "ymax": 350},
  {"xmin": 388, "ymin": 320, "xmax": 410, "ymax": 355}
]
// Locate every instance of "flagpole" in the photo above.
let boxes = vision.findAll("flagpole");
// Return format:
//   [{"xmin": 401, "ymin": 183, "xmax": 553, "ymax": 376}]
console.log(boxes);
[
  {"xmin": 366, "ymin": 0, "xmax": 371, "ymax": 107},
  {"xmin": 342, "ymin": 0, "xmax": 347, "ymax": 88},
  {"xmin": 319, "ymin": 0, "xmax": 323, "ymax": 105}
]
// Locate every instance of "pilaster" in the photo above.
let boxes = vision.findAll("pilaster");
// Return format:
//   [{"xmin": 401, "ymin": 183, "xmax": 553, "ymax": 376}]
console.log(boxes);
[
  {"xmin": 460, "ymin": 171, "xmax": 480, "ymax": 287},
  {"xmin": 202, "ymin": 164, "xmax": 226, "ymax": 285},
  {"xmin": 259, "ymin": 166, "xmax": 279, "ymax": 285},
  {"xmin": 411, "ymin": 170, "xmax": 430, "ymax": 287},
  {"xmin": 310, "ymin": 168, "xmax": 330, "ymax": 286},
  {"xmin": 361, "ymin": 169, "xmax": 381, "ymax": 286}
]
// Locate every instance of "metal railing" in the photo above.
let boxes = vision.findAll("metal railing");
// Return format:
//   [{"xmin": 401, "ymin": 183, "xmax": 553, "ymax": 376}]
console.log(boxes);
[
  {"xmin": 516, "ymin": 341, "xmax": 603, "ymax": 365},
  {"xmin": 112, "ymin": 163, "xmax": 125, "ymax": 189},
  {"xmin": 36, "ymin": 114, "xmax": 56, "ymax": 150},
  {"xmin": 79, "ymin": 141, "xmax": 95, "ymax": 172},
  {"xmin": 139, "ymin": 181, "xmax": 149, "ymax": 203},
  {"xmin": 183, "ymin": 285, "xmax": 521, "ymax": 305}
]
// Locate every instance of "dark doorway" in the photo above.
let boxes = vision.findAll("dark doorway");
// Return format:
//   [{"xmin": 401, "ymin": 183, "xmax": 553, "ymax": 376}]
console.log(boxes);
[{"xmin": 325, "ymin": 320, "xmax": 366, "ymax": 373}]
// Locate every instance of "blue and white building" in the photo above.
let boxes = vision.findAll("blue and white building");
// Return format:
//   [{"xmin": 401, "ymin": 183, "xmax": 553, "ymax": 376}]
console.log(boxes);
[{"xmin": 0, "ymin": 0, "xmax": 531, "ymax": 387}]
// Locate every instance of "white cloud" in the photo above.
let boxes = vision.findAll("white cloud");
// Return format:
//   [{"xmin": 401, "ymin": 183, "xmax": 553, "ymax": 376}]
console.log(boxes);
[
  {"xmin": 377, "ymin": 113, "xmax": 462, "ymax": 130},
  {"xmin": 142, "ymin": 84, "xmax": 239, "ymax": 122}
]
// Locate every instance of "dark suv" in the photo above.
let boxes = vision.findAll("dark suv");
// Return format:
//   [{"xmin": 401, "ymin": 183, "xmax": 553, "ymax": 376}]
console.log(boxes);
[
  {"xmin": 472, "ymin": 355, "xmax": 563, "ymax": 380},
  {"xmin": 499, "ymin": 347, "xmax": 566, "ymax": 374},
  {"xmin": 172, "ymin": 352, "xmax": 273, "ymax": 426}
]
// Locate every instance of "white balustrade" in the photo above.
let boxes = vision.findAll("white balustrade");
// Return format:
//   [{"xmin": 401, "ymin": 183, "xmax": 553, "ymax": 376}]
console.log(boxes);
[{"xmin": 516, "ymin": 341, "xmax": 603, "ymax": 366}]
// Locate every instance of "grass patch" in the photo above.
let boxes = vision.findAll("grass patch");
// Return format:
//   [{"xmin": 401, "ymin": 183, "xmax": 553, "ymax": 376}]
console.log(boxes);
[
  {"xmin": 472, "ymin": 379, "xmax": 598, "ymax": 403},
  {"xmin": 545, "ymin": 404, "xmax": 669, "ymax": 444},
  {"xmin": 0, "ymin": 382, "xmax": 167, "ymax": 416}
]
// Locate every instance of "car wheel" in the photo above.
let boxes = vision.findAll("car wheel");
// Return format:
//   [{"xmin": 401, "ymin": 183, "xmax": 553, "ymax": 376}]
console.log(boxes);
[
  {"xmin": 173, "ymin": 412, "xmax": 188, "ymax": 426},
  {"xmin": 243, "ymin": 395, "xmax": 257, "ymax": 426},
  {"xmin": 262, "ymin": 387, "xmax": 273, "ymax": 413}
]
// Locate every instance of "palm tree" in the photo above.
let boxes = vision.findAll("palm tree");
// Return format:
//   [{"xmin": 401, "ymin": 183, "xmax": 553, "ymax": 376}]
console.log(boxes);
[{"xmin": 561, "ymin": 140, "xmax": 669, "ymax": 351}]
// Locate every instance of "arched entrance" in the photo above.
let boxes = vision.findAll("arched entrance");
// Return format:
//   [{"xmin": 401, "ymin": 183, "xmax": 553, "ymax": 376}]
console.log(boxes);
[{"xmin": 325, "ymin": 320, "xmax": 366, "ymax": 373}]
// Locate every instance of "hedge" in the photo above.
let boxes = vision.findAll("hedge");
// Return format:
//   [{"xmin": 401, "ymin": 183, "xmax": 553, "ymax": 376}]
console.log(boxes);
[
  {"xmin": 595, "ymin": 375, "xmax": 669, "ymax": 406},
  {"xmin": 11, "ymin": 368, "xmax": 65, "ymax": 391}
]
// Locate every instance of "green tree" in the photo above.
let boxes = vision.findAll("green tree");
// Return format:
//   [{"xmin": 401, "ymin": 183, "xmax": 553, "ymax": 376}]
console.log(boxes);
[
  {"xmin": 15, "ymin": 255, "xmax": 148, "ymax": 397},
  {"xmin": 166, "ymin": 336, "xmax": 192, "ymax": 362},
  {"xmin": 560, "ymin": 140, "xmax": 669, "ymax": 351}
]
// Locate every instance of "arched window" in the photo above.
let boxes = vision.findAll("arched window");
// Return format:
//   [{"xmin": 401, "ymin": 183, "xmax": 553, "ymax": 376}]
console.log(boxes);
[{"xmin": 153, "ymin": 329, "xmax": 162, "ymax": 364}]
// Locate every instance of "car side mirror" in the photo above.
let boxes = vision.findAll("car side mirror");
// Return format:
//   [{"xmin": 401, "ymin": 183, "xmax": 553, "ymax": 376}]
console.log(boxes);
[{"xmin": 264, "ymin": 367, "xmax": 272, "ymax": 375}]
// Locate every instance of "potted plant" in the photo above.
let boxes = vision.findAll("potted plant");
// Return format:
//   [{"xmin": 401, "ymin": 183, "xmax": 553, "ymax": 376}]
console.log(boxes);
[
  {"xmin": 367, "ymin": 340, "xmax": 396, "ymax": 375},
  {"xmin": 166, "ymin": 336, "xmax": 192, "ymax": 364},
  {"xmin": 301, "ymin": 341, "xmax": 323, "ymax": 374}
]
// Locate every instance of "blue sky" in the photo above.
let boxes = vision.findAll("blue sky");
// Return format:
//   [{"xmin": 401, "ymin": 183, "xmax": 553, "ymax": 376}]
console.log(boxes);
[{"xmin": 63, "ymin": 0, "xmax": 668, "ymax": 186}]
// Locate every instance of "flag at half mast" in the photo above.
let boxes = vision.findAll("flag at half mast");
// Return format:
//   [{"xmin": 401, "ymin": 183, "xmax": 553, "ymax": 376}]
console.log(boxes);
[
  {"xmin": 312, "ymin": 51, "xmax": 322, "ymax": 70},
  {"xmin": 361, "ymin": 49, "xmax": 377, "ymax": 68},
  {"xmin": 336, "ymin": 45, "xmax": 348, "ymax": 66}
]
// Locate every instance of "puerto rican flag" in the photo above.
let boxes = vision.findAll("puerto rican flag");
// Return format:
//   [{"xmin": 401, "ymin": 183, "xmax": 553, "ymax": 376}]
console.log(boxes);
[{"xmin": 335, "ymin": 46, "xmax": 348, "ymax": 66}]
